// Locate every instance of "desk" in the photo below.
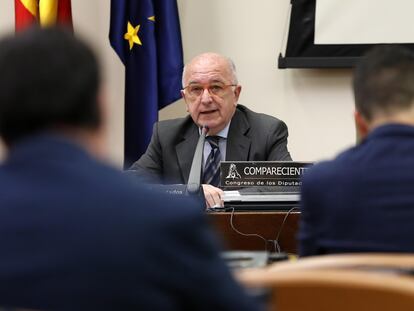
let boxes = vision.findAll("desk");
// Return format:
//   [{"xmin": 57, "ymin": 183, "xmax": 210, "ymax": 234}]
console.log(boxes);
[{"xmin": 208, "ymin": 211, "xmax": 300, "ymax": 254}]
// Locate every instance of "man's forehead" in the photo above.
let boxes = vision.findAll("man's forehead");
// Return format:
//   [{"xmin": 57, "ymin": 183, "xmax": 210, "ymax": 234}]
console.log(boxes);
[
  {"xmin": 185, "ymin": 61, "xmax": 232, "ymax": 83},
  {"xmin": 186, "ymin": 70, "xmax": 227, "ymax": 84}
]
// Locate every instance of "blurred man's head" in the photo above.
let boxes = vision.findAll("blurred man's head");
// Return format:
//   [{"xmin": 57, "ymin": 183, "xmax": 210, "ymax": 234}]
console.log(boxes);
[
  {"xmin": 353, "ymin": 45, "xmax": 414, "ymax": 139},
  {"xmin": 181, "ymin": 52, "xmax": 241, "ymax": 135},
  {"xmin": 0, "ymin": 27, "xmax": 102, "ymax": 148}
]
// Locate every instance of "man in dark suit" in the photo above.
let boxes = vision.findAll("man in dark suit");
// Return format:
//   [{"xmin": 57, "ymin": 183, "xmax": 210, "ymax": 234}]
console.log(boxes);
[
  {"xmin": 299, "ymin": 45, "xmax": 414, "ymax": 256},
  {"xmin": 131, "ymin": 52, "xmax": 291, "ymax": 208},
  {"xmin": 0, "ymin": 28, "xmax": 260, "ymax": 311}
]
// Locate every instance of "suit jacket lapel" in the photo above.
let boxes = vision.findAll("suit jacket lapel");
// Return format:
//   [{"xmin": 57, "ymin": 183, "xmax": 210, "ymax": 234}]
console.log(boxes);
[
  {"xmin": 226, "ymin": 108, "xmax": 251, "ymax": 161},
  {"xmin": 176, "ymin": 123, "xmax": 199, "ymax": 183}
]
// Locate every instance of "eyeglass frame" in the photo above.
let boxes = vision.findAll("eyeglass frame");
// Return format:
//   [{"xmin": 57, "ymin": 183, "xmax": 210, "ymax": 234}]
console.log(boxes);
[{"xmin": 182, "ymin": 82, "xmax": 238, "ymax": 99}]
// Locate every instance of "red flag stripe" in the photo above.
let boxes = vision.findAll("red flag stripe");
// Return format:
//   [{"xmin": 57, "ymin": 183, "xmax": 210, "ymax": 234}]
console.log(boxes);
[
  {"xmin": 15, "ymin": 0, "xmax": 38, "ymax": 32},
  {"xmin": 57, "ymin": 0, "xmax": 73, "ymax": 30}
]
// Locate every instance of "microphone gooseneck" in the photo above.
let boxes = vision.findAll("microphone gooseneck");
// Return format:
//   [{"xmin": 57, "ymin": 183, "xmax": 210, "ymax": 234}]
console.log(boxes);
[{"xmin": 186, "ymin": 125, "xmax": 209, "ymax": 194}]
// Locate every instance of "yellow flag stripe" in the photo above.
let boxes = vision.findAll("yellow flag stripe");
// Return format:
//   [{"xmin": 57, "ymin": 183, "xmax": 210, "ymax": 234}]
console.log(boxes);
[
  {"xmin": 39, "ymin": 0, "xmax": 58, "ymax": 26},
  {"xmin": 20, "ymin": 0, "xmax": 38, "ymax": 17}
]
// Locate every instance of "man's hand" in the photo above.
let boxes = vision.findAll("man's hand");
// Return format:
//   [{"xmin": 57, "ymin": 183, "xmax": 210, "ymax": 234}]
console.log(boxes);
[{"xmin": 202, "ymin": 184, "xmax": 224, "ymax": 208}]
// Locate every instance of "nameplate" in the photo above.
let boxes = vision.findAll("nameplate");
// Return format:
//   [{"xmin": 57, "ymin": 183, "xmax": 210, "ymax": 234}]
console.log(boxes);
[{"xmin": 220, "ymin": 161, "xmax": 312, "ymax": 188}]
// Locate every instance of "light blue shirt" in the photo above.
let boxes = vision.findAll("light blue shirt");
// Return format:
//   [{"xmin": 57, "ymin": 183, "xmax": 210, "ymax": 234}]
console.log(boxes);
[{"xmin": 202, "ymin": 122, "xmax": 230, "ymax": 169}]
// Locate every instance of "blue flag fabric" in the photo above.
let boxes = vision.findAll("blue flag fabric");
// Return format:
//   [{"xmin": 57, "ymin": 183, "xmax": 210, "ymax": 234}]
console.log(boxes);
[{"xmin": 109, "ymin": 0, "xmax": 183, "ymax": 167}]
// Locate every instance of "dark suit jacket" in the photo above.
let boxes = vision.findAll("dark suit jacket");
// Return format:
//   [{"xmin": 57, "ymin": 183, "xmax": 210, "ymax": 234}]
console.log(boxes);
[
  {"xmin": 131, "ymin": 104, "xmax": 291, "ymax": 184},
  {"xmin": 0, "ymin": 134, "xmax": 260, "ymax": 311},
  {"xmin": 299, "ymin": 124, "xmax": 414, "ymax": 256}
]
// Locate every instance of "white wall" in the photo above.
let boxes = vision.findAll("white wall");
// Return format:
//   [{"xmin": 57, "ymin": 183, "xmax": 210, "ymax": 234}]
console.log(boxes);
[{"xmin": 0, "ymin": 0, "xmax": 356, "ymax": 166}]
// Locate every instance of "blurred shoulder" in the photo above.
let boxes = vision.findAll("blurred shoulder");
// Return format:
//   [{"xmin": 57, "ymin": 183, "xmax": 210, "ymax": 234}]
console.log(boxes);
[{"xmin": 302, "ymin": 147, "xmax": 357, "ymax": 187}]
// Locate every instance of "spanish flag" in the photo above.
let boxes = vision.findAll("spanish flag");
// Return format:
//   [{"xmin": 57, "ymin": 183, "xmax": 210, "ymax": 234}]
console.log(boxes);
[{"xmin": 15, "ymin": 0, "xmax": 73, "ymax": 32}]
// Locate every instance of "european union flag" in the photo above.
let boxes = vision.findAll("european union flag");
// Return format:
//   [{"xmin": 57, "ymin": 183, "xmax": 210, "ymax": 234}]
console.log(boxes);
[{"xmin": 109, "ymin": 0, "xmax": 183, "ymax": 167}]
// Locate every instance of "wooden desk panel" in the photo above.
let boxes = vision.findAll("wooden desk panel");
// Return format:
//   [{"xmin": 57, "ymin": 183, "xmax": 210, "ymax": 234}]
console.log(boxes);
[{"xmin": 208, "ymin": 211, "xmax": 300, "ymax": 254}]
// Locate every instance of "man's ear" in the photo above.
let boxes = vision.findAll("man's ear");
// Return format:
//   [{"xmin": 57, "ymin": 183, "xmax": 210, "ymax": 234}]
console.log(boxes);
[
  {"xmin": 181, "ymin": 90, "xmax": 190, "ymax": 112},
  {"xmin": 233, "ymin": 85, "xmax": 241, "ymax": 103},
  {"xmin": 354, "ymin": 110, "xmax": 370, "ymax": 143}
]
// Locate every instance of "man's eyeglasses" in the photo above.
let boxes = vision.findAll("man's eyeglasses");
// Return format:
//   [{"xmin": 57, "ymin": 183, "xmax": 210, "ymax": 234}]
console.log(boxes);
[{"xmin": 183, "ymin": 83, "xmax": 237, "ymax": 99}]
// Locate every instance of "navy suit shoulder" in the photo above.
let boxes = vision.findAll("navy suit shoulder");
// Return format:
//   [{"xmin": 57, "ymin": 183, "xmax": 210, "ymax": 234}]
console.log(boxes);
[
  {"xmin": 0, "ymin": 134, "xmax": 260, "ymax": 311},
  {"xmin": 299, "ymin": 124, "xmax": 414, "ymax": 256}
]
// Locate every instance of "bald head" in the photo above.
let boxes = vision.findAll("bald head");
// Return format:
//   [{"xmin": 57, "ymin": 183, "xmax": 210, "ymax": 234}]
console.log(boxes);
[{"xmin": 182, "ymin": 52, "xmax": 238, "ymax": 87}]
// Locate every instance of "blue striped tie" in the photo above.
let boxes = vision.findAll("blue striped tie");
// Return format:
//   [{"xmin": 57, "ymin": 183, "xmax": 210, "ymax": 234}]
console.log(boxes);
[{"xmin": 203, "ymin": 136, "xmax": 221, "ymax": 187}]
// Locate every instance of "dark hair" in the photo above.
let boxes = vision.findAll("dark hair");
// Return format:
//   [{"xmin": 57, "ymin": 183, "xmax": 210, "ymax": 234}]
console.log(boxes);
[
  {"xmin": 353, "ymin": 45, "xmax": 414, "ymax": 121},
  {"xmin": 0, "ymin": 27, "xmax": 101, "ymax": 145}
]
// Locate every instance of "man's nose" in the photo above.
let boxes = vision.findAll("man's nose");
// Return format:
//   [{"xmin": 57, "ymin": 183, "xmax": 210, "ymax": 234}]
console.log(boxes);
[{"xmin": 200, "ymin": 88, "xmax": 213, "ymax": 104}]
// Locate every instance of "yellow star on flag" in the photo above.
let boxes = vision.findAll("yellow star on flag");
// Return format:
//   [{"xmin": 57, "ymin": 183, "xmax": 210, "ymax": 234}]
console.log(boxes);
[
  {"xmin": 124, "ymin": 21, "xmax": 142, "ymax": 50},
  {"xmin": 20, "ymin": 0, "xmax": 38, "ymax": 17}
]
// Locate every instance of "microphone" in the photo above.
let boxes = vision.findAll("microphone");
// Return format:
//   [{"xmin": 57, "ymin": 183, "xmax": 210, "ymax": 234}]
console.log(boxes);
[{"xmin": 186, "ymin": 125, "xmax": 209, "ymax": 195}]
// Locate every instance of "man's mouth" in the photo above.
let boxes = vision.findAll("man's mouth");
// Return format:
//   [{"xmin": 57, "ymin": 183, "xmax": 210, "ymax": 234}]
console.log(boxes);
[{"xmin": 200, "ymin": 110, "xmax": 217, "ymax": 115}]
